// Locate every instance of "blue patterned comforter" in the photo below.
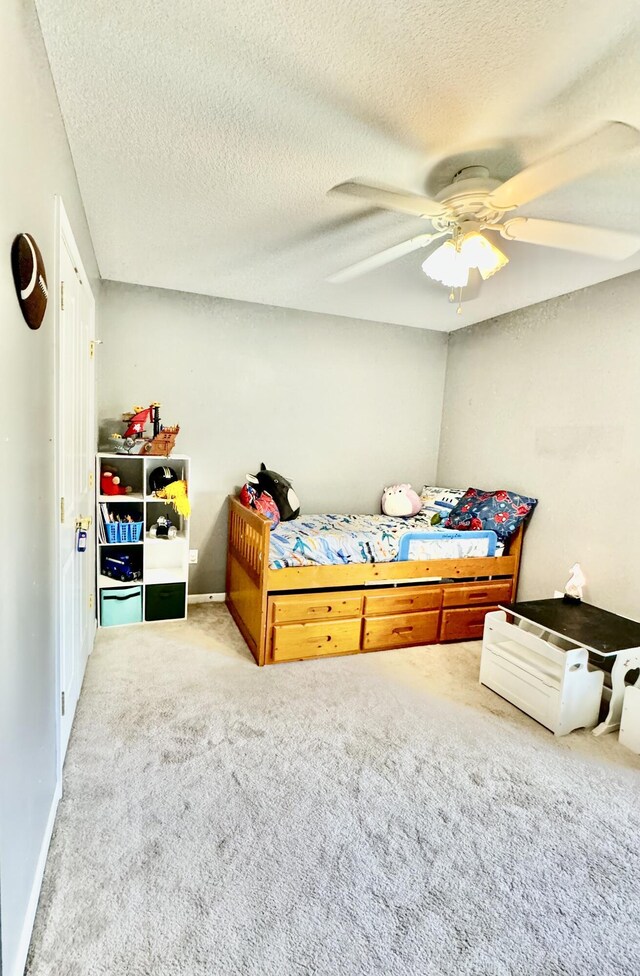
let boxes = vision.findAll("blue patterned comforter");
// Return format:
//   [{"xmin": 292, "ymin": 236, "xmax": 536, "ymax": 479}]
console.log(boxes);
[{"xmin": 269, "ymin": 513, "xmax": 501, "ymax": 569}]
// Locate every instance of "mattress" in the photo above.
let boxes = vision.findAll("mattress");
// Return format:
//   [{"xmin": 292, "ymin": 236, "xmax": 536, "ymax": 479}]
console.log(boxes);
[{"xmin": 269, "ymin": 512, "xmax": 502, "ymax": 570}]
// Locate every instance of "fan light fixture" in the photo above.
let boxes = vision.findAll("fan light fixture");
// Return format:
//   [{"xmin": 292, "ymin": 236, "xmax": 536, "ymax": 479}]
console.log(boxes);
[
  {"xmin": 421, "ymin": 231, "xmax": 508, "ymax": 288},
  {"xmin": 421, "ymin": 239, "xmax": 469, "ymax": 288}
]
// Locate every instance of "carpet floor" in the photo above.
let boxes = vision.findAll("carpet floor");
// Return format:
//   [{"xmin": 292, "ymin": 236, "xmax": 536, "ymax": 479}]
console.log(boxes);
[{"xmin": 27, "ymin": 605, "xmax": 640, "ymax": 976}]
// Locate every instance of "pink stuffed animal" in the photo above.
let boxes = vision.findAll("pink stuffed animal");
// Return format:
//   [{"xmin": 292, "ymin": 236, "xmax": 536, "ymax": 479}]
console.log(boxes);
[{"xmin": 381, "ymin": 484, "xmax": 422, "ymax": 517}]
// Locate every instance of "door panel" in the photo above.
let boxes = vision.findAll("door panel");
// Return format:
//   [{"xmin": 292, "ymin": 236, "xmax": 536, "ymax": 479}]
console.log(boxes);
[{"xmin": 58, "ymin": 207, "xmax": 95, "ymax": 763}]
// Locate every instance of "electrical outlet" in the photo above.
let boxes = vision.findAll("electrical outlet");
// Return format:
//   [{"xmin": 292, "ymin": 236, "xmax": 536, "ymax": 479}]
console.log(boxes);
[{"xmin": 189, "ymin": 549, "xmax": 198, "ymax": 565}]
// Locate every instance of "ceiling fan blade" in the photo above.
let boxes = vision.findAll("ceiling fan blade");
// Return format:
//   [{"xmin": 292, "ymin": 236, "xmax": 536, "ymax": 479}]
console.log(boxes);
[
  {"xmin": 327, "ymin": 232, "xmax": 447, "ymax": 283},
  {"xmin": 498, "ymin": 217, "xmax": 640, "ymax": 259},
  {"xmin": 329, "ymin": 181, "xmax": 448, "ymax": 220},
  {"xmin": 489, "ymin": 122, "xmax": 640, "ymax": 210}
]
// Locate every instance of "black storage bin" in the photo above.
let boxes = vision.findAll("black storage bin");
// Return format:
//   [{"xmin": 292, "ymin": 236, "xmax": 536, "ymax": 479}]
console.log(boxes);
[{"xmin": 145, "ymin": 582, "xmax": 186, "ymax": 621}]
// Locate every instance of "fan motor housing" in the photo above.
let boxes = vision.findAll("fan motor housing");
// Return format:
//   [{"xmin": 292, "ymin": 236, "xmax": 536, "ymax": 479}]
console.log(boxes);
[{"xmin": 432, "ymin": 166, "xmax": 506, "ymax": 229}]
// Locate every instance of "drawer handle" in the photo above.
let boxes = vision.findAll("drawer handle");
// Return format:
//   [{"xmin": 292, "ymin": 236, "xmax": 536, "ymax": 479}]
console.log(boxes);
[
  {"xmin": 469, "ymin": 592, "xmax": 489, "ymax": 600},
  {"xmin": 309, "ymin": 606, "xmax": 332, "ymax": 614},
  {"xmin": 392, "ymin": 626, "xmax": 413, "ymax": 635}
]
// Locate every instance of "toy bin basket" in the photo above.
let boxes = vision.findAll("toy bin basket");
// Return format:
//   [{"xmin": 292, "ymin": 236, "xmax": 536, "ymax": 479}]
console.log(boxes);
[
  {"xmin": 121, "ymin": 521, "xmax": 143, "ymax": 542},
  {"xmin": 105, "ymin": 521, "xmax": 143, "ymax": 543}
]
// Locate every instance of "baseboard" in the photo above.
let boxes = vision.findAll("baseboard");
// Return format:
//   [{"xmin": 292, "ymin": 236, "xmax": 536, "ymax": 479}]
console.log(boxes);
[
  {"xmin": 11, "ymin": 780, "xmax": 61, "ymax": 976},
  {"xmin": 188, "ymin": 592, "xmax": 226, "ymax": 604}
]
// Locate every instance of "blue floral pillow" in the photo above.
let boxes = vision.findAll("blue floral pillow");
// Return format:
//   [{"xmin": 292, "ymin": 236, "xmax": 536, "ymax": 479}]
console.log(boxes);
[{"xmin": 445, "ymin": 487, "xmax": 537, "ymax": 541}]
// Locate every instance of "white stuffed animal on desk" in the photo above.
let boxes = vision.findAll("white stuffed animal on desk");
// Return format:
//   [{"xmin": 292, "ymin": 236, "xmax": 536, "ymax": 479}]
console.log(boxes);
[{"xmin": 564, "ymin": 563, "xmax": 586, "ymax": 601}]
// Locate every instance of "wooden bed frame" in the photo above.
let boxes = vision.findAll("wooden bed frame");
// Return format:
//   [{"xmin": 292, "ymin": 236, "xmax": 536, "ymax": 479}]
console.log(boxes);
[{"xmin": 225, "ymin": 495, "xmax": 524, "ymax": 666}]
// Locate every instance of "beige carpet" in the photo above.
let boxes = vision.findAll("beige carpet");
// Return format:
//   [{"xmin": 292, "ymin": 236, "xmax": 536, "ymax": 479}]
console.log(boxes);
[{"xmin": 28, "ymin": 605, "xmax": 640, "ymax": 976}]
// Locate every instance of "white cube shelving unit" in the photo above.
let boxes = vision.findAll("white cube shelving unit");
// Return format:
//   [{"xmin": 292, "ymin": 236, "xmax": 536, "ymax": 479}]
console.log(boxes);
[{"xmin": 96, "ymin": 453, "xmax": 190, "ymax": 626}]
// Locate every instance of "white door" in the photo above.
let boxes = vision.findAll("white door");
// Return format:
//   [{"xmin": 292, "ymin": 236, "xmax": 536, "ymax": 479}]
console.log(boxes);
[{"xmin": 57, "ymin": 199, "xmax": 96, "ymax": 764}]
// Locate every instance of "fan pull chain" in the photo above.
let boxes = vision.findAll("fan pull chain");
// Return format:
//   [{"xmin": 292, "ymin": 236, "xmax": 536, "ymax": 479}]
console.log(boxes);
[{"xmin": 448, "ymin": 286, "xmax": 463, "ymax": 312}]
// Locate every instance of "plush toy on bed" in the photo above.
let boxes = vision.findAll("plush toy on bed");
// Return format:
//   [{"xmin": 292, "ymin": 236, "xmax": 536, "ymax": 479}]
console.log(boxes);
[
  {"xmin": 239, "ymin": 483, "xmax": 280, "ymax": 528},
  {"xmin": 381, "ymin": 484, "xmax": 422, "ymax": 517},
  {"xmin": 246, "ymin": 463, "xmax": 300, "ymax": 521}
]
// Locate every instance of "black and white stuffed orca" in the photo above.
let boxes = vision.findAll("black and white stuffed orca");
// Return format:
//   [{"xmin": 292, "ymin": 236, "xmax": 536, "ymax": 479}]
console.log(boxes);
[{"xmin": 246, "ymin": 463, "xmax": 300, "ymax": 521}]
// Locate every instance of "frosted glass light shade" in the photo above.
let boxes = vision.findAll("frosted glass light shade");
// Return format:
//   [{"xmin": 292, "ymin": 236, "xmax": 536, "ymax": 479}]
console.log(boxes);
[
  {"xmin": 421, "ymin": 240, "xmax": 469, "ymax": 288},
  {"xmin": 460, "ymin": 232, "xmax": 509, "ymax": 280},
  {"xmin": 422, "ymin": 231, "xmax": 509, "ymax": 289}
]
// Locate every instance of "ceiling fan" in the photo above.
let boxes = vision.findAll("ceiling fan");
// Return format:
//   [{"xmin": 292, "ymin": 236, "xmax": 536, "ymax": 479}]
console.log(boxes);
[{"xmin": 326, "ymin": 122, "xmax": 640, "ymax": 304}]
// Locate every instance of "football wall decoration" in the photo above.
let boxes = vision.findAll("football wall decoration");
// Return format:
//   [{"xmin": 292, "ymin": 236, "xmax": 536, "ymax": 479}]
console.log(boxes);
[{"xmin": 11, "ymin": 233, "xmax": 48, "ymax": 330}]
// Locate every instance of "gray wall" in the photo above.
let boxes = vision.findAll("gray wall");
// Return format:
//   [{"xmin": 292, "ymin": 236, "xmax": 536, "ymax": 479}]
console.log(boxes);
[
  {"xmin": 98, "ymin": 281, "xmax": 449, "ymax": 592},
  {"xmin": 0, "ymin": 3, "xmax": 99, "ymax": 974},
  {"xmin": 438, "ymin": 271, "xmax": 640, "ymax": 619}
]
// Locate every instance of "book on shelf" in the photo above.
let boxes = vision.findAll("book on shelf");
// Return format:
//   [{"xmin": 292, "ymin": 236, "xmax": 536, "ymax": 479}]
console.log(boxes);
[{"xmin": 98, "ymin": 503, "xmax": 113, "ymax": 543}]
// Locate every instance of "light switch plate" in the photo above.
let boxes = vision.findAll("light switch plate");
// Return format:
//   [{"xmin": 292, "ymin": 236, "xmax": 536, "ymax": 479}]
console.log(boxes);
[{"xmin": 189, "ymin": 549, "xmax": 198, "ymax": 564}]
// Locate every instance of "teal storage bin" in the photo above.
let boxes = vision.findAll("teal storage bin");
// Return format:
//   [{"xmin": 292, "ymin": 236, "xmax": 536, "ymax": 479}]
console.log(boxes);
[{"xmin": 100, "ymin": 586, "xmax": 143, "ymax": 627}]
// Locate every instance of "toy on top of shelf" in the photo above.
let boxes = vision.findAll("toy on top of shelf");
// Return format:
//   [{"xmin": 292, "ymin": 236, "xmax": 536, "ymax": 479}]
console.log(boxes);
[
  {"xmin": 110, "ymin": 402, "xmax": 180, "ymax": 455},
  {"xmin": 148, "ymin": 516, "xmax": 178, "ymax": 540},
  {"xmin": 101, "ymin": 469, "xmax": 132, "ymax": 496}
]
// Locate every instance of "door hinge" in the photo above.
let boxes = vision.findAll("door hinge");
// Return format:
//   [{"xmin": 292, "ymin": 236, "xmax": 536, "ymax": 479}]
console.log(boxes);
[
  {"xmin": 89, "ymin": 593, "xmax": 94, "ymax": 610},
  {"xmin": 88, "ymin": 471, "xmax": 94, "ymax": 489},
  {"xmin": 61, "ymin": 691, "xmax": 65, "ymax": 716},
  {"xmin": 60, "ymin": 280, "xmax": 64, "ymax": 311},
  {"xmin": 60, "ymin": 496, "xmax": 65, "ymax": 523},
  {"xmin": 89, "ymin": 340, "xmax": 95, "ymax": 359}
]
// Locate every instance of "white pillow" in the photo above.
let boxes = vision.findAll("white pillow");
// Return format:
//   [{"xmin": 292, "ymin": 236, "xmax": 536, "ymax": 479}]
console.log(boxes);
[{"xmin": 420, "ymin": 486, "xmax": 466, "ymax": 517}]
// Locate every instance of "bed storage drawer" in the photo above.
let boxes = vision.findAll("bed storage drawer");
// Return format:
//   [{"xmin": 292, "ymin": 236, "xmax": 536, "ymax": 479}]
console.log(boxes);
[
  {"xmin": 271, "ymin": 619, "xmax": 361, "ymax": 662},
  {"xmin": 362, "ymin": 611, "xmax": 439, "ymax": 651},
  {"xmin": 271, "ymin": 592, "xmax": 363, "ymax": 625},
  {"xmin": 442, "ymin": 580, "xmax": 512, "ymax": 608},
  {"xmin": 363, "ymin": 586, "xmax": 442, "ymax": 617},
  {"xmin": 440, "ymin": 605, "xmax": 500, "ymax": 642}
]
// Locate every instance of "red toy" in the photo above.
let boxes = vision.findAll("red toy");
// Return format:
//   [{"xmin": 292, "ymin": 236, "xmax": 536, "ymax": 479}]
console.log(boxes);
[
  {"xmin": 101, "ymin": 470, "xmax": 132, "ymax": 496},
  {"xmin": 123, "ymin": 406, "xmax": 153, "ymax": 439},
  {"xmin": 239, "ymin": 483, "xmax": 280, "ymax": 528},
  {"xmin": 254, "ymin": 491, "xmax": 280, "ymax": 528}
]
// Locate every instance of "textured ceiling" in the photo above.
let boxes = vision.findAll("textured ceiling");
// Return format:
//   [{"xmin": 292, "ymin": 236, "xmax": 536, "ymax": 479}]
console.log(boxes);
[{"xmin": 37, "ymin": 0, "xmax": 640, "ymax": 331}]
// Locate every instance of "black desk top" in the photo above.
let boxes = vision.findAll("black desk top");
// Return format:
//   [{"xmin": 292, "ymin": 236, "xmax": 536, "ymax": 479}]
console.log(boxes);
[{"xmin": 499, "ymin": 599, "xmax": 640, "ymax": 656}]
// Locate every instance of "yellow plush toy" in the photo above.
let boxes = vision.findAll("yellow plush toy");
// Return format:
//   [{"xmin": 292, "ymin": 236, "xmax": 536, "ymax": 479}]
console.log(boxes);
[{"xmin": 155, "ymin": 479, "xmax": 191, "ymax": 518}]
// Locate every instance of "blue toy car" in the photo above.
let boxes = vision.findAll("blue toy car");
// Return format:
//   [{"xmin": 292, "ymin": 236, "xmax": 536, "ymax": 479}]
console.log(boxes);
[{"xmin": 102, "ymin": 553, "xmax": 142, "ymax": 583}]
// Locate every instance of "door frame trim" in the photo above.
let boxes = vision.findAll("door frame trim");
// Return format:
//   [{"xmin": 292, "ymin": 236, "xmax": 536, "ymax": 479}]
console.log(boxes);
[{"xmin": 53, "ymin": 196, "xmax": 96, "ymax": 781}]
